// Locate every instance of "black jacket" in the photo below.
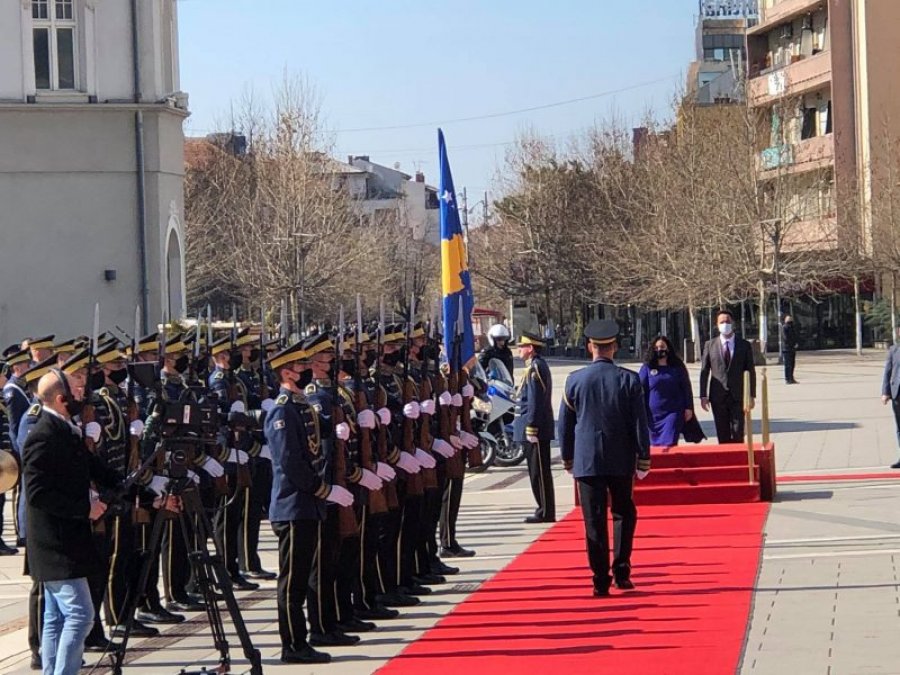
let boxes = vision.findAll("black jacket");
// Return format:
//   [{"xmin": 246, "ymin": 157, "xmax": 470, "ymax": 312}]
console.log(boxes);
[
  {"xmin": 781, "ymin": 323, "xmax": 798, "ymax": 352},
  {"xmin": 479, "ymin": 345, "xmax": 514, "ymax": 379},
  {"xmin": 23, "ymin": 410, "xmax": 121, "ymax": 582}
]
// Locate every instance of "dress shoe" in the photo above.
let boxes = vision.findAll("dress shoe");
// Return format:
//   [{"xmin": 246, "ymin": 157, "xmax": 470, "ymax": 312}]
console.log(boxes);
[
  {"xmin": 524, "ymin": 515, "xmax": 555, "ymax": 524},
  {"xmin": 309, "ymin": 631, "xmax": 361, "ymax": 647},
  {"xmin": 413, "ymin": 573, "xmax": 446, "ymax": 585},
  {"xmin": 164, "ymin": 600, "xmax": 202, "ymax": 614},
  {"xmin": 440, "ymin": 545, "xmax": 476, "ymax": 558},
  {"xmin": 16, "ymin": 538, "xmax": 26, "ymax": 548},
  {"xmin": 84, "ymin": 636, "xmax": 118, "ymax": 653},
  {"xmin": 376, "ymin": 592, "xmax": 420, "ymax": 607},
  {"xmin": 355, "ymin": 605, "xmax": 400, "ymax": 620},
  {"xmin": 140, "ymin": 606, "xmax": 186, "ymax": 623},
  {"xmin": 0, "ymin": 540, "xmax": 18, "ymax": 556},
  {"xmin": 242, "ymin": 568, "xmax": 277, "ymax": 580},
  {"xmin": 281, "ymin": 645, "xmax": 331, "ymax": 664},
  {"xmin": 399, "ymin": 583, "xmax": 431, "ymax": 595},
  {"xmin": 891, "ymin": 460, "xmax": 900, "ymax": 469},
  {"xmin": 614, "ymin": 578, "xmax": 635, "ymax": 590},
  {"xmin": 230, "ymin": 575, "xmax": 259, "ymax": 591},
  {"xmin": 592, "ymin": 587, "xmax": 610, "ymax": 598},
  {"xmin": 111, "ymin": 621, "xmax": 159, "ymax": 638},
  {"xmin": 337, "ymin": 618, "xmax": 377, "ymax": 633},
  {"xmin": 431, "ymin": 560, "xmax": 459, "ymax": 575},
  {"xmin": 30, "ymin": 653, "xmax": 41, "ymax": 670}
]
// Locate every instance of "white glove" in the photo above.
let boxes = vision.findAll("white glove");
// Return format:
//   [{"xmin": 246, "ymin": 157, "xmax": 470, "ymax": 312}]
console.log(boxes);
[
  {"xmin": 449, "ymin": 435, "xmax": 463, "ymax": 450},
  {"xmin": 237, "ymin": 450, "xmax": 249, "ymax": 464},
  {"xmin": 129, "ymin": 419, "xmax": 145, "ymax": 437},
  {"xmin": 420, "ymin": 399, "xmax": 436, "ymax": 415},
  {"xmin": 335, "ymin": 422, "xmax": 351, "ymax": 441},
  {"xmin": 432, "ymin": 439, "xmax": 455, "ymax": 458},
  {"xmin": 227, "ymin": 448, "xmax": 239, "ymax": 463},
  {"xmin": 461, "ymin": 383, "xmax": 475, "ymax": 398},
  {"xmin": 357, "ymin": 409, "xmax": 376, "ymax": 429},
  {"xmin": 376, "ymin": 461, "xmax": 396, "ymax": 481},
  {"xmin": 229, "ymin": 400, "xmax": 246, "ymax": 414},
  {"xmin": 84, "ymin": 421, "xmax": 102, "ymax": 442},
  {"xmin": 439, "ymin": 391, "xmax": 452, "ymax": 406},
  {"xmin": 260, "ymin": 398, "xmax": 275, "ymax": 413},
  {"xmin": 526, "ymin": 434, "xmax": 539, "ymax": 444},
  {"xmin": 636, "ymin": 469, "xmax": 649, "ymax": 480},
  {"xmin": 186, "ymin": 469, "xmax": 201, "ymax": 485},
  {"xmin": 259, "ymin": 444, "xmax": 273, "ymax": 461},
  {"xmin": 147, "ymin": 475, "xmax": 168, "ymax": 496},
  {"xmin": 200, "ymin": 456, "xmax": 225, "ymax": 478},
  {"xmin": 460, "ymin": 430, "xmax": 479, "ymax": 449},
  {"xmin": 403, "ymin": 402, "xmax": 421, "ymax": 419},
  {"xmin": 414, "ymin": 447, "xmax": 437, "ymax": 469},
  {"xmin": 325, "ymin": 484, "xmax": 354, "ymax": 507},
  {"xmin": 89, "ymin": 488, "xmax": 100, "ymax": 503},
  {"xmin": 451, "ymin": 393, "xmax": 463, "ymax": 408},
  {"xmin": 377, "ymin": 407, "xmax": 392, "ymax": 426},
  {"xmin": 396, "ymin": 452, "xmax": 421, "ymax": 474},
  {"xmin": 358, "ymin": 468, "xmax": 384, "ymax": 492}
]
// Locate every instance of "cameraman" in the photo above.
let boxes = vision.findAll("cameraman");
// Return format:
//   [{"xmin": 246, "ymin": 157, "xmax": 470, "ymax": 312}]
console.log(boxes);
[{"xmin": 23, "ymin": 370, "xmax": 121, "ymax": 675}]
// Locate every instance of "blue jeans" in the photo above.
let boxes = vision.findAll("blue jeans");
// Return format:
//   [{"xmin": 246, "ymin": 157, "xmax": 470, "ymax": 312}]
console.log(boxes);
[{"xmin": 42, "ymin": 578, "xmax": 94, "ymax": 675}]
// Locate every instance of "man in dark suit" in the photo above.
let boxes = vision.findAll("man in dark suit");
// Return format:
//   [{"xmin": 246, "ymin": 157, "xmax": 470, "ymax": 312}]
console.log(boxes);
[
  {"xmin": 559, "ymin": 319, "xmax": 650, "ymax": 596},
  {"xmin": 782, "ymin": 315, "xmax": 799, "ymax": 384},
  {"xmin": 23, "ymin": 369, "xmax": 121, "ymax": 675},
  {"xmin": 699, "ymin": 309, "xmax": 756, "ymax": 444},
  {"xmin": 513, "ymin": 331, "xmax": 555, "ymax": 524},
  {"xmin": 881, "ymin": 335, "xmax": 900, "ymax": 469}
]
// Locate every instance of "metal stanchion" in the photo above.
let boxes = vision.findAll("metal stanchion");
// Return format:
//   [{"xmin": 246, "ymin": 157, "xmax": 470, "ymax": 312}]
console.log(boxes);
[
  {"xmin": 761, "ymin": 367, "xmax": 770, "ymax": 446},
  {"xmin": 744, "ymin": 370, "xmax": 754, "ymax": 483}
]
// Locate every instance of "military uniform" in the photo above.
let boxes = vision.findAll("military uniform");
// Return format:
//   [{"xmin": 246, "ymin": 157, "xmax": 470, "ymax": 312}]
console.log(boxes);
[
  {"xmin": 2, "ymin": 348, "xmax": 31, "ymax": 550},
  {"xmin": 558, "ymin": 320, "xmax": 651, "ymax": 594},
  {"xmin": 513, "ymin": 333, "xmax": 556, "ymax": 523}
]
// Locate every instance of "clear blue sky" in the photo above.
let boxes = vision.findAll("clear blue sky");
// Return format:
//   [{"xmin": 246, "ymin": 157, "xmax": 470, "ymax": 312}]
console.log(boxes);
[{"xmin": 178, "ymin": 0, "xmax": 698, "ymax": 198}]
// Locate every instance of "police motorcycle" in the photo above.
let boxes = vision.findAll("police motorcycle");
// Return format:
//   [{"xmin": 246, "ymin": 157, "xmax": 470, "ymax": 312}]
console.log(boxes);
[
  {"xmin": 482, "ymin": 358, "xmax": 524, "ymax": 467},
  {"xmin": 466, "ymin": 361, "xmax": 497, "ymax": 471}
]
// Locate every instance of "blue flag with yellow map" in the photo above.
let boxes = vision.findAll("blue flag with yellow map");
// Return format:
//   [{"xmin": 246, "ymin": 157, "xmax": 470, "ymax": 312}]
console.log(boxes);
[{"xmin": 439, "ymin": 129, "xmax": 475, "ymax": 369}]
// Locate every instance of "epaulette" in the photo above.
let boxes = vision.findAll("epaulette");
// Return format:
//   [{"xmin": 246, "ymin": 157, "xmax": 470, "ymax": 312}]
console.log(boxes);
[
  {"xmin": 213, "ymin": 371, "xmax": 225, "ymax": 380},
  {"xmin": 275, "ymin": 394, "xmax": 289, "ymax": 405},
  {"xmin": 305, "ymin": 383, "xmax": 316, "ymax": 395},
  {"xmin": 26, "ymin": 403, "xmax": 41, "ymax": 417}
]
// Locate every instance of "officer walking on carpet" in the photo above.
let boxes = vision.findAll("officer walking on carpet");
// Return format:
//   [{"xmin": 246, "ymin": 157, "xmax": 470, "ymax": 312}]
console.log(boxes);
[{"xmin": 558, "ymin": 319, "xmax": 651, "ymax": 597}]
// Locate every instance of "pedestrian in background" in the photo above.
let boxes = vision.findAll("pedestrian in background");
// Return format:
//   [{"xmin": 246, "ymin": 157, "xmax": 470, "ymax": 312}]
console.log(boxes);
[
  {"xmin": 781, "ymin": 315, "xmax": 799, "ymax": 384},
  {"xmin": 880, "ymin": 330, "xmax": 900, "ymax": 469},
  {"xmin": 639, "ymin": 336, "xmax": 702, "ymax": 447}
]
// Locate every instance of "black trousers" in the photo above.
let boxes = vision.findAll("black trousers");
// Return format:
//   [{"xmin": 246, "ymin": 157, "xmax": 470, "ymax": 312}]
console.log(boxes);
[
  {"xmin": 136, "ymin": 520, "xmax": 163, "ymax": 612},
  {"xmin": 86, "ymin": 530, "xmax": 111, "ymax": 643},
  {"xmin": 307, "ymin": 510, "xmax": 340, "ymax": 635},
  {"xmin": 710, "ymin": 396, "xmax": 745, "ymax": 444},
  {"xmin": 0, "ymin": 492, "xmax": 5, "ymax": 543},
  {"xmin": 28, "ymin": 582, "xmax": 44, "ymax": 658},
  {"xmin": 782, "ymin": 350, "xmax": 796, "ymax": 382},
  {"xmin": 377, "ymin": 506, "xmax": 402, "ymax": 594},
  {"xmin": 397, "ymin": 489, "xmax": 423, "ymax": 587},
  {"xmin": 439, "ymin": 476, "xmax": 463, "ymax": 550},
  {"xmin": 421, "ymin": 470, "xmax": 447, "ymax": 568},
  {"xmin": 162, "ymin": 513, "xmax": 194, "ymax": 603},
  {"xmin": 239, "ymin": 458, "xmax": 272, "ymax": 573},
  {"xmin": 577, "ymin": 475, "xmax": 637, "ymax": 591},
  {"xmin": 335, "ymin": 533, "xmax": 360, "ymax": 623},
  {"xmin": 213, "ymin": 485, "xmax": 247, "ymax": 579},
  {"xmin": 356, "ymin": 507, "xmax": 385, "ymax": 609},
  {"xmin": 272, "ymin": 519, "xmax": 317, "ymax": 651},
  {"xmin": 105, "ymin": 515, "xmax": 138, "ymax": 627},
  {"xmin": 526, "ymin": 439, "xmax": 556, "ymax": 520}
]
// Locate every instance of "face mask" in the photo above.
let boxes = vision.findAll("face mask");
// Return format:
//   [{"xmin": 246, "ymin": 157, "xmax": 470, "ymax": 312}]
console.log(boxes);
[
  {"xmin": 249, "ymin": 349, "xmax": 260, "ymax": 364},
  {"xmin": 89, "ymin": 371, "xmax": 105, "ymax": 390},
  {"xmin": 64, "ymin": 396, "xmax": 84, "ymax": 418},
  {"xmin": 364, "ymin": 351, "xmax": 377, "ymax": 369},
  {"xmin": 175, "ymin": 355, "xmax": 190, "ymax": 373},
  {"xmin": 718, "ymin": 322, "xmax": 733, "ymax": 336},
  {"xmin": 228, "ymin": 353, "xmax": 242, "ymax": 370},
  {"xmin": 109, "ymin": 368, "xmax": 128, "ymax": 385},
  {"xmin": 341, "ymin": 359, "xmax": 357, "ymax": 378},
  {"xmin": 655, "ymin": 350, "xmax": 668, "ymax": 359},
  {"xmin": 383, "ymin": 352, "xmax": 400, "ymax": 367},
  {"xmin": 297, "ymin": 369, "xmax": 313, "ymax": 388}
]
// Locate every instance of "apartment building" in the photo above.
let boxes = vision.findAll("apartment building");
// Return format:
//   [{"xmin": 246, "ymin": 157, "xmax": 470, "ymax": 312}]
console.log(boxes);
[{"xmin": 689, "ymin": 0, "xmax": 759, "ymax": 104}]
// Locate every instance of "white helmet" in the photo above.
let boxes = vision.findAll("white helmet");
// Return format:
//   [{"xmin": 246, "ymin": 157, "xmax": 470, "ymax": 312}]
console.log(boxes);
[{"xmin": 488, "ymin": 323, "xmax": 511, "ymax": 347}]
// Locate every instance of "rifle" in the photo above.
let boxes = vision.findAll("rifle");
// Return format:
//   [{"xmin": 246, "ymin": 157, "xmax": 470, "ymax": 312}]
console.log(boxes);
[
  {"xmin": 333, "ymin": 307, "xmax": 359, "ymax": 538},
  {"xmin": 375, "ymin": 298, "xmax": 399, "ymax": 510},
  {"xmin": 228, "ymin": 303, "xmax": 252, "ymax": 492},
  {"xmin": 456, "ymin": 302, "xmax": 483, "ymax": 469},
  {"xmin": 83, "ymin": 303, "xmax": 105, "ymax": 534},
  {"xmin": 444, "ymin": 305, "xmax": 466, "ymax": 479},
  {"xmin": 128, "ymin": 305, "xmax": 151, "ymax": 525},
  {"xmin": 258, "ymin": 306, "xmax": 270, "ymax": 401},
  {"xmin": 355, "ymin": 294, "xmax": 387, "ymax": 514},
  {"xmin": 417, "ymin": 310, "xmax": 438, "ymax": 490},
  {"xmin": 401, "ymin": 294, "xmax": 424, "ymax": 496}
]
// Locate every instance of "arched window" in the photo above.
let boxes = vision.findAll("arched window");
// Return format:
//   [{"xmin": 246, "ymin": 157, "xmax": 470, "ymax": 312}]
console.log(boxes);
[{"xmin": 165, "ymin": 222, "xmax": 185, "ymax": 320}]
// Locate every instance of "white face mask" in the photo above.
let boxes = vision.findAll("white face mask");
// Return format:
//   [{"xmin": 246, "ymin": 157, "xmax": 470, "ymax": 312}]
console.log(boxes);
[{"xmin": 718, "ymin": 322, "xmax": 733, "ymax": 336}]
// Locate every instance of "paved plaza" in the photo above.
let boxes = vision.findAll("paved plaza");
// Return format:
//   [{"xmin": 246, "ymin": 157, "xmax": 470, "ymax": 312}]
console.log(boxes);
[{"xmin": 0, "ymin": 349, "xmax": 898, "ymax": 673}]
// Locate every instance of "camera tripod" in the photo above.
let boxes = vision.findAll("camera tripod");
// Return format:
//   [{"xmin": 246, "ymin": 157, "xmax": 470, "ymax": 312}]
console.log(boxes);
[{"xmin": 110, "ymin": 441, "xmax": 263, "ymax": 675}]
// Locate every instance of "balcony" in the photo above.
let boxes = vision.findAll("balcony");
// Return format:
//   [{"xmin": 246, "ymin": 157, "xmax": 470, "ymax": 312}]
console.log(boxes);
[
  {"xmin": 749, "ymin": 0, "xmax": 825, "ymax": 36},
  {"xmin": 758, "ymin": 133, "xmax": 834, "ymax": 177},
  {"xmin": 748, "ymin": 51, "xmax": 831, "ymax": 106},
  {"xmin": 781, "ymin": 215, "xmax": 838, "ymax": 253}
]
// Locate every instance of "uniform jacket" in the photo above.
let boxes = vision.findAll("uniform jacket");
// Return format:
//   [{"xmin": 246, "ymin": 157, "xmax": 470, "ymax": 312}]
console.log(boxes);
[
  {"xmin": 266, "ymin": 387, "xmax": 328, "ymax": 522},
  {"xmin": 699, "ymin": 336, "xmax": 756, "ymax": 404},
  {"xmin": 558, "ymin": 359, "xmax": 650, "ymax": 478},
  {"xmin": 882, "ymin": 345, "xmax": 900, "ymax": 400},
  {"xmin": 513, "ymin": 356, "xmax": 554, "ymax": 443},
  {"xmin": 2, "ymin": 376, "xmax": 30, "ymax": 455},
  {"xmin": 23, "ymin": 410, "xmax": 121, "ymax": 581}
]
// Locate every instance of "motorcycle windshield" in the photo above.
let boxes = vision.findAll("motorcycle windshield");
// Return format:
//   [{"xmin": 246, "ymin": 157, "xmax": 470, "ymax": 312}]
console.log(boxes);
[{"xmin": 487, "ymin": 358, "xmax": 513, "ymax": 387}]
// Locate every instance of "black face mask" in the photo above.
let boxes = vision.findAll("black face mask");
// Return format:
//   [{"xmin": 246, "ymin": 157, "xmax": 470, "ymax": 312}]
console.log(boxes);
[
  {"xmin": 109, "ymin": 368, "xmax": 128, "ymax": 385},
  {"xmin": 297, "ymin": 369, "xmax": 314, "ymax": 388},
  {"xmin": 248, "ymin": 349, "xmax": 260, "ymax": 364},
  {"xmin": 175, "ymin": 355, "xmax": 190, "ymax": 373},
  {"xmin": 383, "ymin": 352, "xmax": 400, "ymax": 367},
  {"xmin": 228, "ymin": 353, "xmax": 242, "ymax": 370},
  {"xmin": 364, "ymin": 351, "xmax": 377, "ymax": 369},
  {"xmin": 66, "ymin": 398, "xmax": 84, "ymax": 418},
  {"xmin": 341, "ymin": 359, "xmax": 357, "ymax": 378},
  {"xmin": 89, "ymin": 371, "xmax": 105, "ymax": 390},
  {"xmin": 655, "ymin": 350, "xmax": 668, "ymax": 359}
]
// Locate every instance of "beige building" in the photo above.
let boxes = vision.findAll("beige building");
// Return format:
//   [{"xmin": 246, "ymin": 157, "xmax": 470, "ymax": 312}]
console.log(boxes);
[{"xmin": 0, "ymin": 0, "xmax": 188, "ymax": 346}]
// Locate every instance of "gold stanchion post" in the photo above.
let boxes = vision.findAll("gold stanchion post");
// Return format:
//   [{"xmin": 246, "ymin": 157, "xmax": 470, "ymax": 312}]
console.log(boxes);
[
  {"xmin": 761, "ymin": 367, "xmax": 770, "ymax": 446},
  {"xmin": 743, "ymin": 370, "xmax": 754, "ymax": 483}
]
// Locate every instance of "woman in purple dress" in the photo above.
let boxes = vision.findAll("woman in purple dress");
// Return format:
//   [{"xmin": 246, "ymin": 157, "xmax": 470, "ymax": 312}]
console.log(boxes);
[{"xmin": 638, "ymin": 336, "xmax": 696, "ymax": 447}]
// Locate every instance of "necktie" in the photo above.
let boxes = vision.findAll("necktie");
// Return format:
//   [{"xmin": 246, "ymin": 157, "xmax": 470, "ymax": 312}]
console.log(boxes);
[{"xmin": 724, "ymin": 342, "xmax": 731, "ymax": 368}]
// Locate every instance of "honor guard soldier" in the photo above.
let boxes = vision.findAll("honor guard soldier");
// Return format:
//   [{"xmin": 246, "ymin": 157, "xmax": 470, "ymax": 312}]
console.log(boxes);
[
  {"xmin": 0, "ymin": 355, "xmax": 15, "ymax": 554},
  {"xmin": 514, "ymin": 332, "xmax": 556, "ymax": 524},
  {"xmin": 25, "ymin": 335, "xmax": 55, "ymax": 366},
  {"xmin": 266, "ymin": 339, "xmax": 354, "ymax": 665},
  {"xmin": 2, "ymin": 346, "xmax": 32, "ymax": 554},
  {"xmin": 558, "ymin": 319, "xmax": 651, "ymax": 597}
]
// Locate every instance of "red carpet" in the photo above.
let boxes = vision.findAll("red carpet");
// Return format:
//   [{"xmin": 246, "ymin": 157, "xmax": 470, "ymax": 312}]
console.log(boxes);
[{"xmin": 380, "ymin": 502, "xmax": 769, "ymax": 675}]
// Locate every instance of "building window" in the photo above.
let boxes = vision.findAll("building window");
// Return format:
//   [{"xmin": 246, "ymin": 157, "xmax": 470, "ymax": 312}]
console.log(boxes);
[{"xmin": 32, "ymin": 0, "xmax": 77, "ymax": 90}]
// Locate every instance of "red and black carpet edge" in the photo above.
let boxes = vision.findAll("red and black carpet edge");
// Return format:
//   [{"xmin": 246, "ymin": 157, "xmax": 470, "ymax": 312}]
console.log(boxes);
[{"xmin": 379, "ymin": 502, "xmax": 770, "ymax": 675}]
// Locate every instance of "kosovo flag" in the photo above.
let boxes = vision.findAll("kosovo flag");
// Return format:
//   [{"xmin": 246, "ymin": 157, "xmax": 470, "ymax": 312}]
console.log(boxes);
[{"xmin": 439, "ymin": 129, "xmax": 475, "ymax": 369}]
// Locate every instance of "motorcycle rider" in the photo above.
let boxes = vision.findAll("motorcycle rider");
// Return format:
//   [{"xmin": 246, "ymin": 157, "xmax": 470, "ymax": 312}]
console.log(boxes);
[{"xmin": 479, "ymin": 324, "xmax": 514, "ymax": 379}]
